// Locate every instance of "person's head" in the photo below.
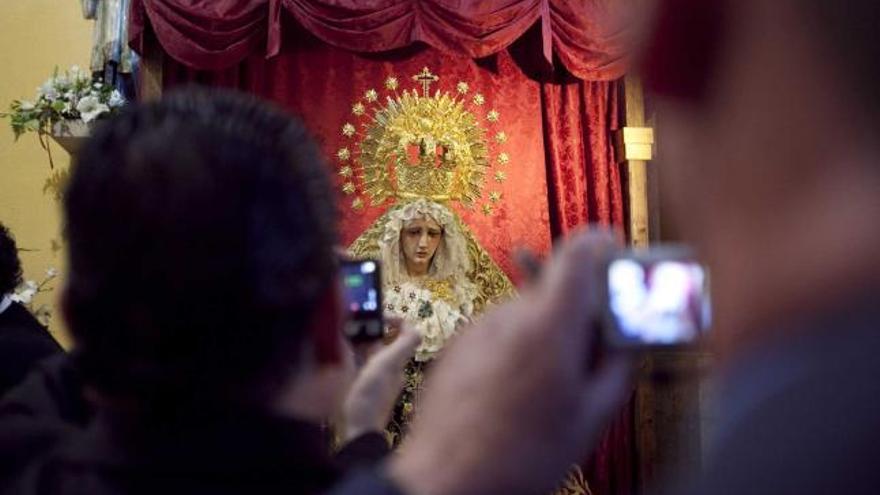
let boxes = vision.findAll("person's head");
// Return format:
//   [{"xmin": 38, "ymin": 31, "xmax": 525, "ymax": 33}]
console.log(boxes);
[
  {"xmin": 400, "ymin": 216, "xmax": 443, "ymax": 276},
  {"xmin": 643, "ymin": 0, "xmax": 880, "ymax": 354},
  {"xmin": 0, "ymin": 223, "xmax": 23, "ymax": 297},
  {"xmin": 63, "ymin": 88, "xmax": 341, "ymax": 412}
]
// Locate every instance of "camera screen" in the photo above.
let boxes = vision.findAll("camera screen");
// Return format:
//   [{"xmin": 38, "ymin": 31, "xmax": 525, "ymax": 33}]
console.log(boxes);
[
  {"xmin": 341, "ymin": 260, "xmax": 380, "ymax": 315},
  {"xmin": 608, "ymin": 258, "xmax": 710, "ymax": 345}
]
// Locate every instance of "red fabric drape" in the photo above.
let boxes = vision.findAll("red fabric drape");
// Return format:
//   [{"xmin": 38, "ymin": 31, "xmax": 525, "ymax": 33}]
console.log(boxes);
[
  {"xmin": 541, "ymin": 79, "xmax": 623, "ymax": 236},
  {"xmin": 134, "ymin": 7, "xmax": 633, "ymax": 495},
  {"xmin": 130, "ymin": 0, "xmax": 629, "ymax": 80}
]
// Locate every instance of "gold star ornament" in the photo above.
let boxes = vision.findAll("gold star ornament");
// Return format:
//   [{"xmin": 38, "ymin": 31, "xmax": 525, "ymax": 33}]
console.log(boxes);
[
  {"xmin": 338, "ymin": 166, "xmax": 353, "ymax": 178},
  {"xmin": 337, "ymin": 147, "xmax": 351, "ymax": 161},
  {"xmin": 498, "ymin": 152, "xmax": 510, "ymax": 165},
  {"xmin": 494, "ymin": 171, "xmax": 507, "ymax": 183},
  {"xmin": 342, "ymin": 182, "xmax": 356, "ymax": 195},
  {"xmin": 487, "ymin": 110, "xmax": 500, "ymax": 122},
  {"xmin": 473, "ymin": 93, "xmax": 485, "ymax": 106},
  {"xmin": 385, "ymin": 77, "xmax": 399, "ymax": 90},
  {"xmin": 494, "ymin": 131, "xmax": 507, "ymax": 144},
  {"xmin": 352, "ymin": 102, "xmax": 365, "ymax": 116},
  {"xmin": 342, "ymin": 123, "xmax": 356, "ymax": 137},
  {"xmin": 364, "ymin": 89, "xmax": 378, "ymax": 102},
  {"xmin": 352, "ymin": 197, "xmax": 364, "ymax": 211},
  {"xmin": 489, "ymin": 191, "xmax": 502, "ymax": 202},
  {"xmin": 481, "ymin": 204, "xmax": 494, "ymax": 216},
  {"xmin": 456, "ymin": 81, "xmax": 470, "ymax": 94}
]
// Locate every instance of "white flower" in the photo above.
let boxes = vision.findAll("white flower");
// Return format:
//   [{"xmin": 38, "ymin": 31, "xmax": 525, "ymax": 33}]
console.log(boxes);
[
  {"xmin": 11, "ymin": 281, "xmax": 38, "ymax": 304},
  {"xmin": 10, "ymin": 292, "xmax": 32, "ymax": 304},
  {"xmin": 76, "ymin": 95, "xmax": 110, "ymax": 123},
  {"xmin": 55, "ymin": 75, "xmax": 70, "ymax": 89},
  {"xmin": 38, "ymin": 81, "xmax": 58, "ymax": 100},
  {"xmin": 108, "ymin": 90, "xmax": 125, "ymax": 108},
  {"xmin": 19, "ymin": 100, "xmax": 35, "ymax": 111}
]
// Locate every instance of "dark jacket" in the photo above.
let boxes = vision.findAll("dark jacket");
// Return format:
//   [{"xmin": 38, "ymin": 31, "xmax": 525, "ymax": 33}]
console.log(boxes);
[
  {"xmin": 674, "ymin": 301, "xmax": 880, "ymax": 495},
  {"xmin": 0, "ymin": 356, "xmax": 389, "ymax": 495},
  {"xmin": 0, "ymin": 301, "xmax": 63, "ymax": 397}
]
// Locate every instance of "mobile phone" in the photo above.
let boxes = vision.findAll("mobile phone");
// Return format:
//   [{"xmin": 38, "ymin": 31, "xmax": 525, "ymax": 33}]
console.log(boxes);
[
  {"xmin": 340, "ymin": 258, "xmax": 384, "ymax": 343},
  {"xmin": 603, "ymin": 246, "xmax": 711, "ymax": 348}
]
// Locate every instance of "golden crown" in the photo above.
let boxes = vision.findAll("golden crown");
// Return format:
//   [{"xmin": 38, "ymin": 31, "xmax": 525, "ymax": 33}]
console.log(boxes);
[{"xmin": 335, "ymin": 68, "xmax": 510, "ymax": 216}]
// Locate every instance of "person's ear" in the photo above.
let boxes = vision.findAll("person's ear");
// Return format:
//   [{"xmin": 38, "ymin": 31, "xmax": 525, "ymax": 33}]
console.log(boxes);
[{"xmin": 306, "ymin": 280, "xmax": 345, "ymax": 365}]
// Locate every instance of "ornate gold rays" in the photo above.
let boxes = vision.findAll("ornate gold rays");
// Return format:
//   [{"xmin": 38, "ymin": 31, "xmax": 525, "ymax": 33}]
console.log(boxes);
[{"xmin": 335, "ymin": 67, "xmax": 508, "ymax": 215}]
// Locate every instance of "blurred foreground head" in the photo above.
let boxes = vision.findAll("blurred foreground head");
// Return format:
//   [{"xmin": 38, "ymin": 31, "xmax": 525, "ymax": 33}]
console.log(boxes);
[
  {"xmin": 0, "ymin": 223, "xmax": 23, "ymax": 297},
  {"xmin": 643, "ymin": 0, "xmax": 880, "ymax": 355},
  {"xmin": 64, "ymin": 88, "xmax": 338, "ymax": 408}
]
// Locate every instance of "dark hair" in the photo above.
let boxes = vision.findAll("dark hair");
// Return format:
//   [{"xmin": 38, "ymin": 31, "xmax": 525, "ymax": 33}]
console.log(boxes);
[
  {"xmin": 0, "ymin": 223, "xmax": 23, "ymax": 296},
  {"xmin": 64, "ymin": 88, "xmax": 338, "ymax": 406}
]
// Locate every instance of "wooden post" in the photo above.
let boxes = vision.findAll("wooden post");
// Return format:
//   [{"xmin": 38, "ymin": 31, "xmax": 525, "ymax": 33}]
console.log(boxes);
[
  {"xmin": 616, "ymin": 74, "xmax": 657, "ymax": 494},
  {"xmin": 139, "ymin": 26, "xmax": 164, "ymax": 102},
  {"xmin": 617, "ymin": 76, "xmax": 653, "ymax": 247}
]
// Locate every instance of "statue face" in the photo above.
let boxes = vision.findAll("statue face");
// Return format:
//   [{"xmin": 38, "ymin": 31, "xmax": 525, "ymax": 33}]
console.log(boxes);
[{"xmin": 400, "ymin": 216, "xmax": 443, "ymax": 276}]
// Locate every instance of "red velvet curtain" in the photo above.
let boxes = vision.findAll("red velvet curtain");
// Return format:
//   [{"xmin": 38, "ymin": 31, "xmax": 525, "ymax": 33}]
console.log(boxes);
[
  {"xmin": 541, "ymin": 79, "xmax": 623, "ymax": 236},
  {"xmin": 131, "ymin": 4, "xmax": 633, "ymax": 494},
  {"xmin": 131, "ymin": 0, "xmax": 629, "ymax": 80}
]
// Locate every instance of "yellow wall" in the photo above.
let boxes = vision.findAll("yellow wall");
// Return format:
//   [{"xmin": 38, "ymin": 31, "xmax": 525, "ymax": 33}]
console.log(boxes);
[{"xmin": 0, "ymin": 3, "xmax": 93, "ymax": 347}]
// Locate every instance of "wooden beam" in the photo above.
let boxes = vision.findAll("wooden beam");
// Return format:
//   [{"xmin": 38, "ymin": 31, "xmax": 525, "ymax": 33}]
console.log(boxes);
[
  {"xmin": 619, "ymin": 74, "xmax": 657, "ymax": 495},
  {"xmin": 621, "ymin": 76, "xmax": 651, "ymax": 247}
]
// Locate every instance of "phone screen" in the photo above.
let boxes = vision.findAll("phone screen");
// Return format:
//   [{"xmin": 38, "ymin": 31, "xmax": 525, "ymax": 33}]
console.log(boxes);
[
  {"xmin": 340, "ymin": 259, "xmax": 383, "ymax": 341},
  {"xmin": 607, "ymin": 256, "xmax": 710, "ymax": 346},
  {"xmin": 342, "ymin": 260, "xmax": 380, "ymax": 314}
]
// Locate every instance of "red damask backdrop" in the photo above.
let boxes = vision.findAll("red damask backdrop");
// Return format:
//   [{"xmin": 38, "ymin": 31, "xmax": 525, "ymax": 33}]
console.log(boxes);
[{"xmin": 130, "ymin": 2, "xmax": 633, "ymax": 494}]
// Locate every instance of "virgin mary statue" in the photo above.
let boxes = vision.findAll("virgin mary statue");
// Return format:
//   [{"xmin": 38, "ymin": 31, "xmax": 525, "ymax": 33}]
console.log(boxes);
[
  {"xmin": 341, "ymin": 69, "xmax": 517, "ymax": 439},
  {"xmin": 378, "ymin": 199, "xmax": 476, "ymax": 361}
]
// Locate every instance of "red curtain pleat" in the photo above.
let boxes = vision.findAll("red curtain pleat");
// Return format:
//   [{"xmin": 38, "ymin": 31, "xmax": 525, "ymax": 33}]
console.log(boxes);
[
  {"xmin": 541, "ymin": 79, "xmax": 624, "ymax": 237},
  {"xmin": 130, "ymin": 0, "xmax": 629, "ymax": 79}
]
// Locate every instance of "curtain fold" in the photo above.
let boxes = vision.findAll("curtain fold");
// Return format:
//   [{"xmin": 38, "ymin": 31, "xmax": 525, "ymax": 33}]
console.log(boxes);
[
  {"xmin": 541, "ymin": 79, "xmax": 623, "ymax": 237},
  {"xmin": 130, "ymin": 0, "xmax": 628, "ymax": 79},
  {"xmin": 131, "ymin": 0, "xmax": 269, "ymax": 70}
]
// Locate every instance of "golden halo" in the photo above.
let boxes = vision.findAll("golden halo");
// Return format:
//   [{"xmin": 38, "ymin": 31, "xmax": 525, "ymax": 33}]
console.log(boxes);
[
  {"xmin": 360, "ymin": 90, "xmax": 488, "ymax": 206},
  {"xmin": 337, "ymin": 68, "xmax": 508, "ymax": 216}
]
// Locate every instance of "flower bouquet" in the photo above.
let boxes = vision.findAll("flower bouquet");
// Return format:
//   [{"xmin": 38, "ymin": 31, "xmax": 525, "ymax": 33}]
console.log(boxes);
[
  {"xmin": 10, "ymin": 267, "xmax": 58, "ymax": 326},
  {"xmin": 2, "ymin": 66, "xmax": 125, "ymax": 165}
]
